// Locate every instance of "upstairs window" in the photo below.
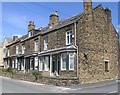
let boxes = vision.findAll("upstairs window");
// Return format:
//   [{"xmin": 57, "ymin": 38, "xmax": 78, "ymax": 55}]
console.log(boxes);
[
  {"xmin": 29, "ymin": 31, "xmax": 33, "ymax": 37},
  {"xmin": 8, "ymin": 48, "xmax": 10, "ymax": 56},
  {"xmin": 35, "ymin": 40, "xmax": 38, "ymax": 51},
  {"xmin": 22, "ymin": 44, "xmax": 25, "ymax": 54},
  {"xmin": 66, "ymin": 31, "xmax": 72, "ymax": 45},
  {"xmin": 44, "ymin": 37, "xmax": 48, "ymax": 50},
  {"xmin": 16, "ymin": 45, "xmax": 19, "ymax": 54}
]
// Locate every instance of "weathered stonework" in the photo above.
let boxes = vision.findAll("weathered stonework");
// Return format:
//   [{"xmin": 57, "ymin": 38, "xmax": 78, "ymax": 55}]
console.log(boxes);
[{"xmin": 3, "ymin": 1, "xmax": 119, "ymax": 86}]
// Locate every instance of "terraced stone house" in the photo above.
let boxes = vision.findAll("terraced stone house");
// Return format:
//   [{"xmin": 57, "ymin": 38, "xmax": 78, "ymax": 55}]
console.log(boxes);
[{"xmin": 3, "ymin": 0, "xmax": 119, "ymax": 84}]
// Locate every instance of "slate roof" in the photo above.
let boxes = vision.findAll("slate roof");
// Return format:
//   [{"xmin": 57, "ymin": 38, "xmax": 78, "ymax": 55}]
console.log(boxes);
[
  {"xmin": 6, "ymin": 12, "xmax": 84, "ymax": 46},
  {"xmin": 41, "ymin": 13, "xmax": 84, "ymax": 35}
]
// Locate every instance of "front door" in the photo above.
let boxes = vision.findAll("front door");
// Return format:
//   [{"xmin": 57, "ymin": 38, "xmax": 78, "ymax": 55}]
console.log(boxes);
[
  {"xmin": 57, "ymin": 56, "xmax": 60, "ymax": 76},
  {"xmin": 52, "ymin": 56, "xmax": 55, "ymax": 74}
]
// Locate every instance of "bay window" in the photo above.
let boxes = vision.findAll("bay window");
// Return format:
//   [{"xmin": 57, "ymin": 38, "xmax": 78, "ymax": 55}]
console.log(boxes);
[
  {"xmin": 44, "ymin": 56, "xmax": 49, "ymax": 71},
  {"xmin": 34, "ymin": 57, "xmax": 38, "ymax": 70},
  {"xmin": 61, "ymin": 53, "xmax": 67, "ymax": 70},
  {"xmin": 8, "ymin": 48, "xmax": 10, "ymax": 56},
  {"xmin": 39, "ymin": 58, "xmax": 43, "ymax": 71},
  {"xmin": 16, "ymin": 45, "xmax": 19, "ymax": 54},
  {"xmin": 69, "ymin": 53, "xmax": 75, "ymax": 70}
]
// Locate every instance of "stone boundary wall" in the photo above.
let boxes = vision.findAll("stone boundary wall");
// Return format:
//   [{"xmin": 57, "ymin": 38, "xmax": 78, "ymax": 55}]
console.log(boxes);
[{"xmin": 0, "ymin": 72, "xmax": 79, "ymax": 86}]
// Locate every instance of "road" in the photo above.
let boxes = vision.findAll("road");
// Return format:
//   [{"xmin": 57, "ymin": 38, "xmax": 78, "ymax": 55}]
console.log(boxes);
[{"xmin": 0, "ymin": 76, "xmax": 119, "ymax": 94}]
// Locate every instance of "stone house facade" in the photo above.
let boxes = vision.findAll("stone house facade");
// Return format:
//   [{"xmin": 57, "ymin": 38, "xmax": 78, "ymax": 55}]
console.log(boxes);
[
  {"xmin": 0, "ymin": 38, "xmax": 12, "ymax": 68},
  {"xmin": 4, "ymin": 0, "xmax": 119, "ymax": 84}
]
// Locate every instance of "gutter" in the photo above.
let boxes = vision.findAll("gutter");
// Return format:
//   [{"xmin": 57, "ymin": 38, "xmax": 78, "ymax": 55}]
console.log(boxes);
[{"xmin": 74, "ymin": 22, "xmax": 79, "ymax": 78}]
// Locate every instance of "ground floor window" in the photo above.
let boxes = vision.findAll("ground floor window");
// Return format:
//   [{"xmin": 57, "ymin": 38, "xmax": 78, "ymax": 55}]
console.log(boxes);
[
  {"xmin": 44, "ymin": 56, "xmax": 49, "ymax": 71},
  {"xmin": 21, "ymin": 60, "xmax": 24, "ymax": 70},
  {"xmin": 12, "ymin": 59, "xmax": 14, "ymax": 68},
  {"xmin": 15, "ymin": 58, "xmax": 17, "ymax": 68},
  {"xmin": 69, "ymin": 53, "xmax": 74, "ymax": 70},
  {"xmin": 30, "ymin": 58, "xmax": 34, "ymax": 70},
  {"xmin": 39, "ymin": 57, "xmax": 42, "ymax": 71},
  {"xmin": 18, "ymin": 61, "xmax": 20, "ymax": 70},
  {"xmin": 35, "ymin": 57, "xmax": 38, "ymax": 70},
  {"xmin": 61, "ymin": 53, "xmax": 67, "ymax": 70}
]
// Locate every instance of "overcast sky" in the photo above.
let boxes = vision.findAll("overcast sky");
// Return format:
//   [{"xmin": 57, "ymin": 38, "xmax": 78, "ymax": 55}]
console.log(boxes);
[{"xmin": 1, "ymin": 2, "xmax": 118, "ymax": 42}]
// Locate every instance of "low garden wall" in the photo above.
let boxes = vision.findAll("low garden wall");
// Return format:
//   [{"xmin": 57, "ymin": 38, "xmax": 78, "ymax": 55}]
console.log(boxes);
[{"xmin": 0, "ymin": 68, "xmax": 79, "ymax": 86}]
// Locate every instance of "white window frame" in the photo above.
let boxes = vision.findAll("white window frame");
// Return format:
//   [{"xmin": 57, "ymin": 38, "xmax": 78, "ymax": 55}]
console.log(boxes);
[
  {"xmin": 39, "ymin": 57, "xmax": 43, "ymax": 71},
  {"xmin": 15, "ymin": 58, "xmax": 18, "ymax": 68},
  {"xmin": 69, "ymin": 53, "xmax": 75, "ymax": 70},
  {"xmin": 61, "ymin": 53, "xmax": 67, "ymax": 70},
  {"xmin": 12, "ymin": 59, "xmax": 14, "ymax": 68},
  {"xmin": 35, "ymin": 40, "xmax": 38, "ymax": 51},
  {"xmin": 66, "ymin": 31, "xmax": 72, "ymax": 45},
  {"xmin": 4, "ymin": 48, "xmax": 6, "ymax": 57},
  {"xmin": 30, "ymin": 58, "xmax": 34, "ymax": 70},
  {"xmin": 44, "ymin": 56, "xmax": 49, "ymax": 71},
  {"xmin": 16, "ymin": 45, "xmax": 19, "ymax": 54},
  {"xmin": 22, "ymin": 44, "xmax": 25, "ymax": 54},
  {"xmin": 29, "ymin": 31, "xmax": 33, "ymax": 37},
  {"xmin": 21, "ymin": 62, "xmax": 24, "ymax": 70},
  {"xmin": 8, "ymin": 48, "xmax": 10, "ymax": 56},
  {"xmin": 44, "ymin": 37, "xmax": 48, "ymax": 50},
  {"xmin": 34, "ymin": 57, "xmax": 38, "ymax": 70}
]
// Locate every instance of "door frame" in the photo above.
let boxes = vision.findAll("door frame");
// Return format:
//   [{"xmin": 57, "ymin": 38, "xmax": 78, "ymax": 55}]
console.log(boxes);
[{"xmin": 57, "ymin": 55, "xmax": 60, "ymax": 76}]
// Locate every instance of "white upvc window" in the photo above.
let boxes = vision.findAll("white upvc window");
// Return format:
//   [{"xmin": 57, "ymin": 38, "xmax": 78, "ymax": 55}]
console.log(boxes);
[
  {"xmin": 8, "ymin": 48, "xmax": 10, "ymax": 56},
  {"xmin": 69, "ymin": 53, "xmax": 75, "ymax": 70},
  {"xmin": 22, "ymin": 44, "xmax": 25, "ymax": 54},
  {"xmin": 44, "ymin": 37, "xmax": 48, "ymax": 50},
  {"xmin": 35, "ymin": 57, "xmax": 38, "ymax": 70},
  {"xmin": 61, "ymin": 53, "xmax": 67, "ymax": 70},
  {"xmin": 12, "ymin": 59, "xmax": 14, "ymax": 68},
  {"xmin": 29, "ymin": 31, "xmax": 33, "ymax": 37},
  {"xmin": 4, "ymin": 48, "xmax": 6, "ymax": 57},
  {"xmin": 35, "ymin": 40, "xmax": 38, "ymax": 51},
  {"xmin": 30, "ymin": 58, "xmax": 34, "ymax": 70},
  {"xmin": 21, "ymin": 62, "xmax": 24, "ymax": 70},
  {"xmin": 66, "ymin": 31, "xmax": 72, "ymax": 45},
  {"xmin": 44, "ymin": 56, "xmax": 49, "ymax": 71},
  {"xmin": 39, "ymin": 58, "xmax": 43, "ymax": 71},
  {"xmin": 15, "ymin": 58, "xmax": 18, "ymax": 68},
  {"xmin": 16, "ymin": 45, "xmax": 19, "ymax": 54}
]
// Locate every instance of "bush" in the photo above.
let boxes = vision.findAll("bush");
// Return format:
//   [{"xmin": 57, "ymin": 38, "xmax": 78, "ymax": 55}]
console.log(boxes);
[
  {"xmin": 6, "ymin": 67, "xmax": 16, "ymax": 78},
  {"xmin": 2, "ymin": 68, "xmax": 7, "ymax": 72},
  {"xmin": 32, "ymin": 71, "xmax": 40, "ymax": 81}
]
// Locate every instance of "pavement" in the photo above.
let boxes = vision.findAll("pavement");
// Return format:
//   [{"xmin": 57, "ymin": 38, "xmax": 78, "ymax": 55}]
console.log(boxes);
[{"xmin": 0, "ymin": 76, "xmax": 119, "ymax": 94}]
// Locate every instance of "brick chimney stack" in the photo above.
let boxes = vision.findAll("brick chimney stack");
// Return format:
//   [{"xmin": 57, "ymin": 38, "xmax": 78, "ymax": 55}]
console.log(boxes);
[
  {"xmin": 13, "ymin": 36, "xmax": 18, "ymax": 41},
  {"xmin": 28, "ymin": 21, "xmax": 35, "ymax": 32},
  {"xmin": 49, "ymin": 12, "xmax": 59, "ymax": 28},
  {"xmin": 84, "ymin": 0, "xmax": 92, "ymax": 14}
]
